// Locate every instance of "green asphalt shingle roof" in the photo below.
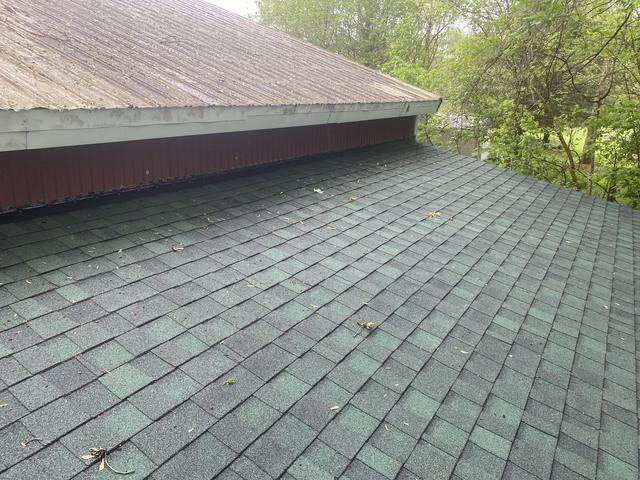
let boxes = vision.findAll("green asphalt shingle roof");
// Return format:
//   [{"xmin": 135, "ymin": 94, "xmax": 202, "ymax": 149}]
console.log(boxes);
[{"xmin": 0, "ymin": 142, "xmax": 638, "ymax": 479}]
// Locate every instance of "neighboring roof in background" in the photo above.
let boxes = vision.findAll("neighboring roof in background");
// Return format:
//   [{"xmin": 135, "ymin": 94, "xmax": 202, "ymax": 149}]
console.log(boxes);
[
  {"xmin": 0, "ymin": 143, "xmax": 638, "ymax": 479},
  {"xmin": 0, "ymin": 0, "xmax": 440, "ymax": 152},
  {"xmin": 0, "ymin": 0, "xmax": 438, "ymax": 112},
  {"xmin": 436, "ymin": 113, "xmax": 477, "ymax": 130}
]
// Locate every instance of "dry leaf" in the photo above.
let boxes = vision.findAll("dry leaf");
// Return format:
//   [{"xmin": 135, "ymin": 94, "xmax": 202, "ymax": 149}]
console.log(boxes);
[
  {"xmin": 313, "ymin": 188, "xmax": 324, "ymax": 194},
  {"xmin": 223, "ymin": 377, "xmax": 236, "ymax": 385},
  {"xmin": 329, "ymin": 405, "xmax": 340, "ymax": 411},
  {"xmin": 0, "ymin": 403, "xmax": 8, "ymax": 408},
  {"xmin": 428, "ymin": 210, "xmax": 441, "ymax": 219},
  {"xmin": 81, "ymin": 447, "xmax": 135, "ymax": 475},
  {"xmin": 172, "ymin": 244, "xmax": 184, "ymax": 252},
  {"xmin": 461, "ymin": 350, "xmax": 469, "ymax": 355},
  {"xmin": 309, "ymin": 304, "xmax": 319, "ymax": 309}
]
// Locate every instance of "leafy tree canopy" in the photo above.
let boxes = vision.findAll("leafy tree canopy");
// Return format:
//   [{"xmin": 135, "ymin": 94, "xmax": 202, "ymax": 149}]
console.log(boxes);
[{"xmin": 257, "ymin": 0, "xmax": 640, "ymax": 208}]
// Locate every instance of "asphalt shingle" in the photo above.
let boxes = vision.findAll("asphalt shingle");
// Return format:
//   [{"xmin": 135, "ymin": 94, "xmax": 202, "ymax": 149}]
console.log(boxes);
[{"xmin": 0, "ymin": 142, "xmax": 638, "ymax": 479}]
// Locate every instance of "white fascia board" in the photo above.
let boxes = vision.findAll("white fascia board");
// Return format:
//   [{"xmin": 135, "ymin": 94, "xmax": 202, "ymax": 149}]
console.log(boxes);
[{"xmin": 0, "ymin": 100, "xmax": 440, "ymax": 152}]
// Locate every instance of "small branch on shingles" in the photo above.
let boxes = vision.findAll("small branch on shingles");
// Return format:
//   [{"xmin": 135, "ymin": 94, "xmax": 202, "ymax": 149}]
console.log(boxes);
[
  {"xmin": 82, "ymin": 447, "xmax": 135, "ymax": 475},
  {"xmin": 21, "ymin": 437, "xmax": 44, "ymax": 447}
]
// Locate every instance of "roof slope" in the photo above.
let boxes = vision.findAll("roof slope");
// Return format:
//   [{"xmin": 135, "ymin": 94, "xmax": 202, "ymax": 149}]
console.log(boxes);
[
  {"xmin": 0, "ymin": 143, "xmax": 638, "ymax": 479},
  {"xmin": 0, "ymin": 0, "xmax": 438, "ymax": 112}
]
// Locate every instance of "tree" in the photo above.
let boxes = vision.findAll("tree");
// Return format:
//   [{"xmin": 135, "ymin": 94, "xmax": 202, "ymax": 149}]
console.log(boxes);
[
  {"xmin": 256, "ymin": 0, "xmax": 640, "ymax": 208},
  {"xmin": 257, "ymin": 0, "xmax": 412, "ymax": 68}
]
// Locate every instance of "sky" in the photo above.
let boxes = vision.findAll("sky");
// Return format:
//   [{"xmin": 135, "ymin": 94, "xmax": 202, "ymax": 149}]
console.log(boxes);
[{"xmin": 205, "ymin": 0, "xmax": 257, "ymax": 17}]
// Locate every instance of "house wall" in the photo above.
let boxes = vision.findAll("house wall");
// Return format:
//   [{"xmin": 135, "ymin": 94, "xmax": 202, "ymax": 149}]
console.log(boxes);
[{"xmin": 0, "ymin": 116, "xmax": 416, "ymax": 212}]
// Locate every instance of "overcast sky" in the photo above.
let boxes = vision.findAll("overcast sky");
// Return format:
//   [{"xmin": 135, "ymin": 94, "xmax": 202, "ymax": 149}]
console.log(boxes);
[{"xmin": 205, "ymin": 0, "xmax": 256, "ymax": 17}]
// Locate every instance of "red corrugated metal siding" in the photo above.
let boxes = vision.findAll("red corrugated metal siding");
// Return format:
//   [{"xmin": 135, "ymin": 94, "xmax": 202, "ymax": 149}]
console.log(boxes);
[{"xmin": 0, "ymin": 116, "xmax": 416, "ymax": 211}]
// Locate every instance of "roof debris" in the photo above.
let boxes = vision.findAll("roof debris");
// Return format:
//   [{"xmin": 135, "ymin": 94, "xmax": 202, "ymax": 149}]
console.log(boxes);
[
  {"xmin": 81, "ymin": 448, "xmax": 135, "ymax": 475},
  {"xmin": 21, "ymin": 437, "xmax": 44, "ymax": 447}
]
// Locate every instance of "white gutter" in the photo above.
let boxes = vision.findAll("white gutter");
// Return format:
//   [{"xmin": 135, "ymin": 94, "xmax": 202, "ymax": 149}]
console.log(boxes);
[{"xmin": 0, "ymin": 100, "xmax": 440, "ymax": 152}]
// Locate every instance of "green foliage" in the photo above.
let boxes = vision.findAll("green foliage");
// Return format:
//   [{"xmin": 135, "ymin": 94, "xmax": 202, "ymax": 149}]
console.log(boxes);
[
  {"xmin": 257, "ymin": 0, "xmax": 411, "ymax": 68},
  {"xmin": 257, "ymin": 0, "xmax": 640, "ymax": 209}
]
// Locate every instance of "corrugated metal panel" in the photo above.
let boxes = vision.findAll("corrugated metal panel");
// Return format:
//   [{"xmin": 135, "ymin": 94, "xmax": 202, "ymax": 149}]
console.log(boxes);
[
  {"xmin": 0, "ymin": 0, "xmax": 438, "ymax": 112},
  {"xmin": 0, "ymin": 117, "xmax": 417, "ymax": 211}
]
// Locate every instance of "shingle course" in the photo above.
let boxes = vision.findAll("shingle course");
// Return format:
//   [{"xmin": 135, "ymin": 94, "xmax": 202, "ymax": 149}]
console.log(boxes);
[{"xmin": 0, "ymin": 143, "xmax": 638, "ymax": 478}]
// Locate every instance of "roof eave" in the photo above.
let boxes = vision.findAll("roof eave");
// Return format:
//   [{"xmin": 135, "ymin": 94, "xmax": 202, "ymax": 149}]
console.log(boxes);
[{"xmin": 0, "ymin": 100, "xmax": 440, "ymax": 152}]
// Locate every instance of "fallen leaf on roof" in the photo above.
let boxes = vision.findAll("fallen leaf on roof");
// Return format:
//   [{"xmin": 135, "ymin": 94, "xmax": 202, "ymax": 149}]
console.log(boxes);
[
  {"xmin": 117, "ymin": 249, "xmax": 123, "ymax": 256},
  {"xmin": 81, "ymin": 447, "xmax": 135, "ymax": 475},
  {"xmin": 329, "ymin": 405, "xmax": 340, "ymax": 411},
  {"xmin": 25, "ymin": 279, "xmax": 32, "ymax": 284},
  {"xmin": 0, "ymin": 403, "xmax": 8, "ymax": 408},
  {"xmin": 313, "ymin": 188, "xmax": 324, "ymax": 194},
  {"xmin": 348, "ymin": 196, "xmax": 357, "ymax": 201},
  {"xmin": 353, "ymin": 321, "xmax": 377, "ymax": 337},
  {"xmin": 428, "ymin": 210, "xmax": 441, "ymax": 219},
  {"xmin": 309, "ymin": 304, "xmax": 319, "ymax": 309},
  {"xmin": 223, "ymin": 377, "xmax": 237, "ymax": 385},
  {"xmin": 359, "ymin": 321, "xmax": 377, "ymax": 330},
  {"xmin": 603, "ymin": 305, "xmax": 609, "ymax": 309},
  {"xmin": 172, "ymin": 244, "xmax": 184, "ymax": 252},
  {"xmin": 461, "ymin": 350, "xmax": 469, "ymax": 355}
]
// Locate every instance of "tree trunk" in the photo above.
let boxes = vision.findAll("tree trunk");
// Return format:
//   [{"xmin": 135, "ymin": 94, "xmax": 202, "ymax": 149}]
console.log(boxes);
[
  {"xmin": 581, "ymin": 119, "xmax": 598, "ymax": 165},
  {"xmin": 556, "ymin": 131, "xmax": 579, "ymax": 186},
  {"xmin": 580, "ymin": 64, "xmax": 611, "ymax": 166}
]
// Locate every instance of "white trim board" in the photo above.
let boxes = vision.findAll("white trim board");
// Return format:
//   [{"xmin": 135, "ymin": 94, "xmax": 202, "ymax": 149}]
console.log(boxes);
[{"xmin": 0, "ymin": 100, "xmax": 440, "ymax": 152}]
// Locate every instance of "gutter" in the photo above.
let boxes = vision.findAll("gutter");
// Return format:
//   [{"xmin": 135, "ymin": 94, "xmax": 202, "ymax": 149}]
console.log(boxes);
[{"xmin": 0, "ymin": 100, "xmax": 440, "ymax": 152}]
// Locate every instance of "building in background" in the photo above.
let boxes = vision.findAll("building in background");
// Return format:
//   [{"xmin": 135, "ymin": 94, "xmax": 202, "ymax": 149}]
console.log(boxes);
[{"xmin": 0, "ymin": 0, "xmax": 440, "ymax": 212}]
